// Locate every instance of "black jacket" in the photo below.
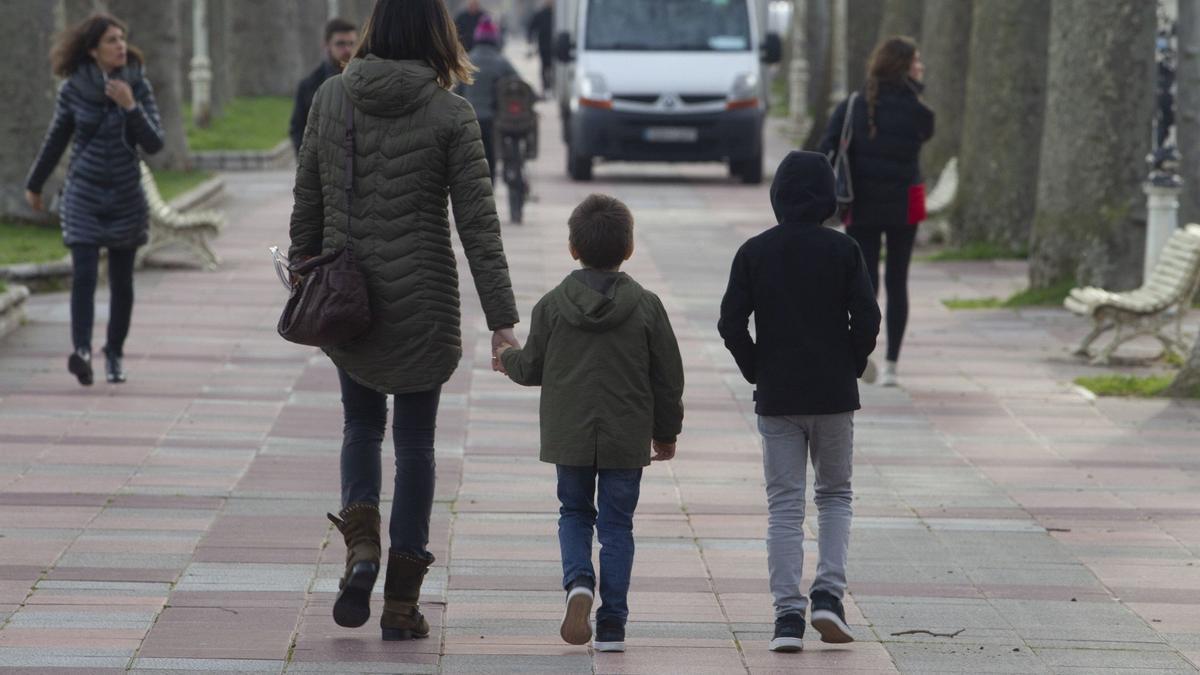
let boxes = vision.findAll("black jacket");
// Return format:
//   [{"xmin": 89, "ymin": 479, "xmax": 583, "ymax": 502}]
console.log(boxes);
[
  {"xmin": 718, "ymin": 151, "xmax": 881, "ymax": 416},
  {"xmin": 26, "ymin": 58, "xmax": 165, "ymax": 248},
  {"xmin": 290, "ymin": 60, "xmax": 339, "ymax": 154},
  {"xmin": 527, "ymin": 7, "xmax": 554, "ymax": 57},
  {"xmin": 455, "ymin": 9, "xmax": 484, "ymax": 52},
  {"xmin": 819, "ymin": 79, "xmax": 934, "ymax": 226}
]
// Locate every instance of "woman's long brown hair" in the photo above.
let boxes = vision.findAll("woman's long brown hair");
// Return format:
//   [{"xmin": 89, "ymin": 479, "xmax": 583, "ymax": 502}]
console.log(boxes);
[
  {"xmin": 354, "ymin": 0, "xmax": 476, "ymax": 88},
  {"xmin": 864, "ymin": 36, "xmax": 918, "ymax": 139},
  {"xmin": 50, "ymin": 14, "xmax": 143, "ymax": 78}
]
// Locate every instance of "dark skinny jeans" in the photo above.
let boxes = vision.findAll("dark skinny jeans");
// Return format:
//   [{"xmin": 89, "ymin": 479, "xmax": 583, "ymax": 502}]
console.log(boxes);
[
  {"xmin": 338, "ymin": 368, "xmax": 440, "ymax": 557},
  {"xmin": 70, "ymin": 245, "xmax": 136, "ymax": 355},
  {"xmin": 847, "ymin": 221, "xmax": 916, "ymax": 362}
]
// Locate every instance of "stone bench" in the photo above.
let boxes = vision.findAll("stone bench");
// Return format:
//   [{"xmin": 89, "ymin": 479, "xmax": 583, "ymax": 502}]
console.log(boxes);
[
  {"xmin": 134, "ymin": 161, "xmax": 224, "ymax": 270},
  {"xmin": 1065, "ymin": 223, "xmax": 1200, "ymax": 364}
]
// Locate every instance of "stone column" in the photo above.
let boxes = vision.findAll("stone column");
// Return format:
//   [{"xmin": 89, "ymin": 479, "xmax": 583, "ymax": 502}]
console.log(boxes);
[
  {"xmin": 1144, "ymin": 182, "xmax": 1182, "ymax": 284},
  {"xmin": 190, "ymin": 0, "xmax": 213, "ymax": 128}
]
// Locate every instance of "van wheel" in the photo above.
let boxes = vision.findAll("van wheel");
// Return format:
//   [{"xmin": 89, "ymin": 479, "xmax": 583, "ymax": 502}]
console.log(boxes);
[
  {"xmin": 568, "ymin": 145, "xmax": 593, "ymax": 181},
  {"xmin": 731, "ymin": 154, "xmax": 763, "ymax": 185}
]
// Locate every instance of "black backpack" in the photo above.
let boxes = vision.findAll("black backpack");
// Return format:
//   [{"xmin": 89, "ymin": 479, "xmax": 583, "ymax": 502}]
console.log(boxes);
[{"xmin": 495, "ymin": 75, "xmax": 537, "ymax": 136}]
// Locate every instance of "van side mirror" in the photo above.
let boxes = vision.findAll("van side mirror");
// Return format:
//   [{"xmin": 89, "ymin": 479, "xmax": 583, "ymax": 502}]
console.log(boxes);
[
  {"xmin": 555, "ymin": 31, "xmax": 574, "ymax": 63},
  {"xmin": 762, "ymin": 32, "xmax": 782, "ymax": 64}
]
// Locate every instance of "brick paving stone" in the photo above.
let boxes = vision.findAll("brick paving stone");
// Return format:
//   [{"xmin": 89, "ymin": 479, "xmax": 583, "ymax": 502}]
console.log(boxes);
[{"xmin": 2, "ymin": 50, "xmax": 1200, "ymax": 674}]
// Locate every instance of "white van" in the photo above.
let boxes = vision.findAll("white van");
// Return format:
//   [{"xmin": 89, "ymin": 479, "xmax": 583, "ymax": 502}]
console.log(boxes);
[{"xmin": 553, "ymin": 0, "xmax": 781, "ymax": 183}]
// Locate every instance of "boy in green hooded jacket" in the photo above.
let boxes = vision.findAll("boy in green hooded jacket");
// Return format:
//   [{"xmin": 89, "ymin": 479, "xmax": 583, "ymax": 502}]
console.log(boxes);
[{"xmin": 496, "ymin": 193, "xmax": 685, "ymax": 652}]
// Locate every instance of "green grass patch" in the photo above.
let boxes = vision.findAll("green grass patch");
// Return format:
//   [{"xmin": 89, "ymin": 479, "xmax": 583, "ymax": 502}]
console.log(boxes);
[
  {"xmin": 770, "ymin": 75, "xmax": 789, "ymax": 118},
  {"xmin": 1074, "ymin": 374, "xmax": 1175, "ymax": 398},
  {"xmin": 152, "ymin": 169, "xmax": 215, "ymax": 202},
  {"xmin": 923, "ymin": 242, "xmax": 1028, "ymax": 262},
  {"xmin": 186, "ymin": 96, "xmax": 291, "ymax": 151},
  {"xmin": 0, "ymin": 221, "xmax": 65, "ymax": 266},
  {"xmin": 942, "ymin": 297, "xmax": 1003, "ymax": 310},
  {"xmin": 943, "ymin": 279, "xmax": 1077, "ymax": 311}
]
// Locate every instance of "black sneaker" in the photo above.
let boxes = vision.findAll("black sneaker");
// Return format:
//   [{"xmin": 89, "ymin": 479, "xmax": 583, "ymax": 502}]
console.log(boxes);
[
  {"xmin": 559, "ymin": 578, "xmax": 593, "ymax": 645},
  {"xmin": 593, "ymin": 618, "xmax": 625, "ymax": 652},
  {"xmin": 810, "ymin": 590, "xmax": 854, "ymax": 643},
  {"xmin": 769, "ymin": 612, "xmax": 804, "ymax": 652}
]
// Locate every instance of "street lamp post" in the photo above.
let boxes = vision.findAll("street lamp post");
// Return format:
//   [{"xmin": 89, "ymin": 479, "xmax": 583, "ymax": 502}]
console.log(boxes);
[
  {"xmin": 1144, "ymin": 8, "xmax": 1182, "ymax": 284},
  {"xmin": 189, "ymin": 0, "xmax": 213, "ymax": 129}
]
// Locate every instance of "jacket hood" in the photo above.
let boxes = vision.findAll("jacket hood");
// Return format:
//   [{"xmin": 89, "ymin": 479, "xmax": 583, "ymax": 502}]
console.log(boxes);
[
  {"xmin": 70, "ymin": 59, "xmax": 145, "ymax": 104},
  {"xmin": 553, "ymin": 272, "xmax": 642, "ymax": 332},
  {"xmin": 770, "ymin": 150, "xmax": 837, "ymax": 225},
  {"xmin": 342, "ymin": 56, "xmax": 440, "ymax": 117}
]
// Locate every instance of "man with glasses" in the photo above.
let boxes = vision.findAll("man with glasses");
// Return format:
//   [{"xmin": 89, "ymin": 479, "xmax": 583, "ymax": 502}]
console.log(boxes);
[{"xmin": 290, "ymin": 18, "xmax": 357, "ymax": 156}]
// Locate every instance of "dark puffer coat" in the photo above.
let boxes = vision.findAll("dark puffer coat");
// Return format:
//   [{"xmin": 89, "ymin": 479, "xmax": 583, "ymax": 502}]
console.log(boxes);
[
  {"xmin": 26, "ymin": 59, "xmax": 165, "ymax": 249},
  {"xmin": 819, "ymin": 79, "xmax": 934, "ymax": 227},
  {"xmin": 288, "ymin": 56, "xmax": 519, "ymax": 394}
]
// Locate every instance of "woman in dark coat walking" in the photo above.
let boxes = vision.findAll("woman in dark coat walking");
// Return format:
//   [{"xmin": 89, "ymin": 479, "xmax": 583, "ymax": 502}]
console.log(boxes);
[
  {"xmin": 25, "ymin": 14, "xmax": 165, "ymax": 386},
  {"xmin": 820, "ymin": 36, "xmax": 933, "ymax": 388},
  {"xmin": 288, "ymin": 0, "xmax": 519, "ymax": 641}
]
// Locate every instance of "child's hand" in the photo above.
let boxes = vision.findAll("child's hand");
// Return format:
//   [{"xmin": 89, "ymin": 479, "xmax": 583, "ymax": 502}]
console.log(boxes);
[
  {"xmin": 651, "ymin": 440, "xmax": 676, "ymax": 462},
  {"xmin": 492, "ymin": 342, "xmax": 513, "ymax": 374}
]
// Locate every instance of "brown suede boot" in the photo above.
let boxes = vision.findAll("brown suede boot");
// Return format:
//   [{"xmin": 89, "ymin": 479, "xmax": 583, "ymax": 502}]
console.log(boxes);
[
  {"xmin": 327, "ymin": 503, "xmax": 381, "ymax": 628},
  {"xmin": 380, "ymin": 550, "xmax": 434, "ymax": 641}
]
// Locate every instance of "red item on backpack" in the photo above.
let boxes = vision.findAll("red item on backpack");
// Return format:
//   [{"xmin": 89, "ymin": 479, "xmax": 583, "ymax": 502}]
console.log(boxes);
[{"xmin": 907, "ymin": 183, "xmax": 927, "ymax": 225}]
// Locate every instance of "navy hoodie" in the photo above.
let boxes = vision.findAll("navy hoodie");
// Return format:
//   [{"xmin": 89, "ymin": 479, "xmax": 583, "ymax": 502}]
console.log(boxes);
[{"xmin": 718, "ymin": 151, "xmax": 881, "ymax": 415}]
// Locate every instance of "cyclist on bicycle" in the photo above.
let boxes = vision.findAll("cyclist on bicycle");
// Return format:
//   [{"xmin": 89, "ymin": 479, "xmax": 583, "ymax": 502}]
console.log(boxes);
[{"xmin": 459, "ymin": 17, "xmax": 517, "ymax": 185}]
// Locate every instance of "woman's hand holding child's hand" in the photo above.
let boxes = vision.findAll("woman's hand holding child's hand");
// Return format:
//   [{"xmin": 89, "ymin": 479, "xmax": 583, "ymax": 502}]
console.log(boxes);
[{"xmin": 651, "ymin": 440, "xmax": 676, "ymax": 462}]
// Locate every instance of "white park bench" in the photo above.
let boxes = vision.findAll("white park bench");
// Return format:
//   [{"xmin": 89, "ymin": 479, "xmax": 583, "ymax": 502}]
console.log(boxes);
[
  {"xmin": 1064, "ymin": 223, "xmax": 1200, "ymax": 364},
  {"xmin": 134, "ymin": 161, "xmax": 224, "ymax": 270}
]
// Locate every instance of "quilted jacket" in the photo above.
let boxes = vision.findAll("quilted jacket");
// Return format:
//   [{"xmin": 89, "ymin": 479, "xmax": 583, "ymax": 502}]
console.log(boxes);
[
  {"xmin": 26, "ymin": 59, "xmax": 165, "ymax": 248},
  {"xmin": 288, "ymin": 56, "xmax": 519, "ymax": 394}
]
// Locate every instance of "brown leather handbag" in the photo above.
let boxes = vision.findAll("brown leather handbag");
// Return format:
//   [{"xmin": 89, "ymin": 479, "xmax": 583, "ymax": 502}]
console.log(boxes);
[{"xmin": 277, "ymin": 94, "xmax": 370, "ymax": 347}]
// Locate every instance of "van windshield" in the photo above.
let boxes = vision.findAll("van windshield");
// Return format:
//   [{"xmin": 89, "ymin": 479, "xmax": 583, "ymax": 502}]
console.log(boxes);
[{"xmin": 585, "ymin": 0, "xmax": 751, "ymax": 52}]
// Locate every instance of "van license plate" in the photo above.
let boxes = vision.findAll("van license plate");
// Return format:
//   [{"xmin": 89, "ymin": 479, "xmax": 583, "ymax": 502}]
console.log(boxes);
[{"xmin": 643, "ymin": 127, "xmax": 698, "ymax": 143}]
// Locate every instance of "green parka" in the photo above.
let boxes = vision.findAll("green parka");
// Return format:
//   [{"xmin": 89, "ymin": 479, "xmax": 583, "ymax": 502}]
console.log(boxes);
[
  {"xmin": 289, "ymin": 56, "xmax": 518, "ymax": 394},
  {"xmin": 500, "ymin": 271, "xmax": 685, "ymax": 468}
]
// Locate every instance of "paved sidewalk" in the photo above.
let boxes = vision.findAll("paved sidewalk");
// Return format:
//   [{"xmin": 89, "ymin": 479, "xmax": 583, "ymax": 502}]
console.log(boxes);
[{"xmin": 3, "ymin": 86, "xmax": 1200, "ymax": 675}]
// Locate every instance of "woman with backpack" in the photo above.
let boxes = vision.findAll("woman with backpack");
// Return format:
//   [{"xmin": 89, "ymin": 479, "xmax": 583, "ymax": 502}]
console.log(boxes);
[
  {"xmin": 819, "ymin": 36, "xmax": 934, "ymax": 388},
  {"xmin": 288, "ymin": 0, "xmax": 519, "ymax": 642},
  {"xmin": 24, "ymin": 13, "xmax": 165, "ymax": 386}
]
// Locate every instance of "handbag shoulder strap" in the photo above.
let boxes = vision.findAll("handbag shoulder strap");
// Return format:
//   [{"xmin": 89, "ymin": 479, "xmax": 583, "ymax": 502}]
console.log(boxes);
[
  {"xmin": 840, "ymin": 92, "xmax": 858, "ymax": 147},
  {"xmin": 342, "ymin": 91, "xmax": 355, "ymax": 251}
]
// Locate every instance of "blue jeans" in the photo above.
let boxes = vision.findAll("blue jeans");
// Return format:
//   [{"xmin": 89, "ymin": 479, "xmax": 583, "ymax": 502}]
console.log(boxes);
[
  {"xmin": 338, "ymin": 368, "xmax": 439, "ymax": 557},
  {"xmin": 556, "ymin": 465, "xmax": 643, "ymax": 625}
]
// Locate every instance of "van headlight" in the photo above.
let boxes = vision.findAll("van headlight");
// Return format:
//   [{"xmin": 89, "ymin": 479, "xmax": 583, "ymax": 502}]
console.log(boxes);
[
  {"xmin": 727, "ymin": 72, "xmax": 760, "ymax": 110},
  {"xmin": 576, "ymin": 72, "xmax": 612, "ymax": 110}
]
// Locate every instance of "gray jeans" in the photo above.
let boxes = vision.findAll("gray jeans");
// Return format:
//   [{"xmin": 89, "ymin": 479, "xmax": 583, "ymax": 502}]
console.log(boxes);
[{"xmin": 758, "ymin": 413, "xmax": 854, "ymax": 617}]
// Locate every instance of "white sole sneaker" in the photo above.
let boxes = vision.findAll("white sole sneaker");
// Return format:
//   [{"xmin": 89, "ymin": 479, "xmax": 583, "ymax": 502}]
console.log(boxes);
[
  {"xmin": 592, "ymin": 640, "xmax": 625, "ymax": 652},
  {"xmin": 768, "ymin": 636, "xmax": 804, "ymax": 652},
  {"xmin": 559, "ymin": 586, "xmax": 593, "ymax": 645},
  {"xmin": 811, "ymin": 609, "xmax": 855, "ymax": 643}
]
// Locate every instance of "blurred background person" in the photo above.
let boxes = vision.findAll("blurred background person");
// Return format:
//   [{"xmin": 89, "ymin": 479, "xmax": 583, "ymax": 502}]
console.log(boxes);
[
  {"xmin": 291, "ymin": 18, "xmax": 358, "ymax": 156},
  {"xmin": 24, "ymin": 13, "xmax": 165, "ymax": 386},
  {"xmin": 459, "ymin": 17, "xmax": 517, "ymax": 184},
  {"xmin": 454, "ymin": 0, "xmax": 486, "ymax": 52},
  {"xmin": 526, "ymin": 0, "xmax": 554, "ymax": 97}
]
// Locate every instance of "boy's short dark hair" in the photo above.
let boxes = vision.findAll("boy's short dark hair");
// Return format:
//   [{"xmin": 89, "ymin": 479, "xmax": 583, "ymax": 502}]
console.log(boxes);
[
  {"xmin": 325, "ymin": 18, "xmax": 357, "ymax": 43},
  {"xmin": 569, "ymin": 194, "xmax": 634, "ymax": 270}
]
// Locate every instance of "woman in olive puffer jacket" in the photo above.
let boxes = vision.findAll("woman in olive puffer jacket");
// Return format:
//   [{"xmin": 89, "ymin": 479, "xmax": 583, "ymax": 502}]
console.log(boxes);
[{"xmin": 287, "ymin": 0, "xmax": 519, "ymax": 641}]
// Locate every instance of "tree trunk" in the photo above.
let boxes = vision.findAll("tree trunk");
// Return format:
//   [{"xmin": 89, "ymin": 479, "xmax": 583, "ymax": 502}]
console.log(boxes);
[
  {"xmin": 179, "ymin": 0, "xmax": 193, "ymax": 103},
  {"xmin": 1029, "ymin": 0, "xmax": 1155, "ymax": 290},
  {"xmin": 0, "ymin": 0, "xmax": 59, "ymax": 220},
  {"xmin": 297, "ymin": 0, "xmax": 329, "ymax": 70},
  {"xmin": 878, "ymin": 0, "xmax": 923, "ymax": 42},
  {"xmin": 801, "ymin": 0, "xmax": 833, "ymax": 150},
  {"xmin": 847, "ymin": 0, "xmax": 884, "ymax": 93},
  {"xmin": 109, "ymin": 0, "xmax": 191, "ymax": 170},
  {"xmin": 63, "ymin": 0, "xmax": 105, "ymax": 26},
  {"xmin": 340, "ymin": 0, "xmax": 376, "ymax": 26},
  {"xmin": 1168, "ymin": 331, "xmax": 1200, "ymax": 397},
  {"xmin": 952, "ymin": 0, "xmax": 1049, "ymax": 251},
  {"xmin": 231, "ymin": 0, "xmax": 304, "ymax": 97},
  {"xmin": 788, "ymin": 0, "xmax": 812, "ymax": 143},
  {"xmin": 918, "ymin": 0, "xmax": 971, "ymax": 179},
  {"xmin": 208, "ymin": 0, "xmax": 233, "ymax": 119},
  {"xmin": 1178, "ymin": 0, "xmax": 1200, "ymax": 226}
]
